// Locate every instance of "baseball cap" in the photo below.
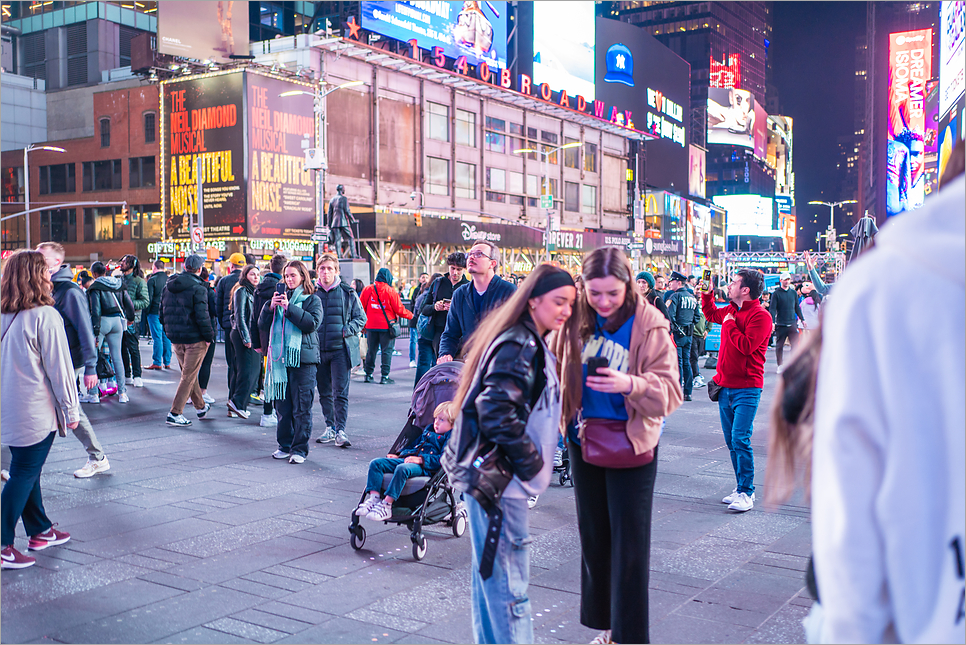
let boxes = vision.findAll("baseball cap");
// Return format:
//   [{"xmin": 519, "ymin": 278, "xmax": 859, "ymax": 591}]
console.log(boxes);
[
  {"xmin": 184, "ymin": 254, "xmax": 205, "ymax": 272},
  {"xmin": 779, "ymin": 272, "xmax": 792, "ymax": 280},
  {"xmin": 669, "ymin": 271, "xmax": 689, "ymax": 283},
  {"xmin": 228, "ymin": 252, "xmax": 247, "ymax": 266},
  {"xmin": 604, "ymin": 43, "xmax": 634, "ymax": 87}
]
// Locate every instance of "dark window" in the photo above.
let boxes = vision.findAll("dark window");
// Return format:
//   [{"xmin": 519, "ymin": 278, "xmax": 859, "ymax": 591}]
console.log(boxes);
[
  {"xmin": 485, "ymin": 191, "xmax": 506, "ymax": 203},
  {"xmin": 99, "ymin": 118, "xmax": 111, "ymax": 148},
  {"xmin": 129, "ymin": 156, "xmax": 156, "ymax": 188},
  {"xmin": 40, "ymin": 209, "xmax": 76, "ymax": 243},
  {"xmin": 540, "ymin": 130, "xmax": 559, "ymax": 145},
  {"xmin": 39, "ymin": 164, "xmax": 76, "ymax": 195},
  {"xmin": 144, "ymin": 112, "xmax": 156, "ymax": 143},
  {"xmin": 82, "ymin": 160, "xmax": 122, "ymax": 191},
  {"xmin": 564, "ymin": 181, "xmax": 580, "ymax": 212}
]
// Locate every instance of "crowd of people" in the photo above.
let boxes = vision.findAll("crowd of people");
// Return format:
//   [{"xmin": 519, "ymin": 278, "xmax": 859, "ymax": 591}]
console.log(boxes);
[{"xmin": 1, "ymin": 153, "xmax": 962, "ymax": 644}]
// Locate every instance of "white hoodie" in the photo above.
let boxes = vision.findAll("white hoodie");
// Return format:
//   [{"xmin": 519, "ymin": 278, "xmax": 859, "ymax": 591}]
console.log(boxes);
[{"xmin": 812, "ymin": 177, "xmax": 965, "ymax": 643}]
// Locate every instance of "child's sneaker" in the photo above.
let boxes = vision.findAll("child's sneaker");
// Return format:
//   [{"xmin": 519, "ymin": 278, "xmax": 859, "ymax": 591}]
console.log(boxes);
[
  {"xmin": 355, "ymin": 493, "xmax": 381, "ymax": 516},
  {"xmin": 366, "ymin": 500, "xmax": 393, "ymax": 521}
]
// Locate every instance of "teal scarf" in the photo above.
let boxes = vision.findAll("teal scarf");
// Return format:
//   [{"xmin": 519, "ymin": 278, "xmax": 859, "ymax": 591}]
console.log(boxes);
[{"xmin": 265, "ymin": 286, "xmax": 308, "ymax": 402}]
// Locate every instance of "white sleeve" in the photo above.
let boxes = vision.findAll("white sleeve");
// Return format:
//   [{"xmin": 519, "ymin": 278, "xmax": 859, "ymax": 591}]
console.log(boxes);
[{"xmin": 39, "ymin": 309, "xmax": 80, "ymax": 427}]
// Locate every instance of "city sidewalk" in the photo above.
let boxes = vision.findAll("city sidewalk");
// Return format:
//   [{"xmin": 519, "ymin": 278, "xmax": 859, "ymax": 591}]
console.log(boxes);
[{"xmin": 1, "ymin": 340, "xmax": 812, "ymax": 644}]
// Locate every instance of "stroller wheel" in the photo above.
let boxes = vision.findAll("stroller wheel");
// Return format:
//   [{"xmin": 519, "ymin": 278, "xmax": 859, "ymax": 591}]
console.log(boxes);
[
  {"xmin": 452, "ymin": 512, "xmax": 467, "ymax": 538},
  {"xmin": 558, "ymin": 471, "xmax": 568, "ymax": 486},
  {"xmin": 412, "ymin": 534, "xmax": 427, "ymax": 561},
  {"xmin": 350, "ymin": 525, "xmax": 366, "ymax": 550}
]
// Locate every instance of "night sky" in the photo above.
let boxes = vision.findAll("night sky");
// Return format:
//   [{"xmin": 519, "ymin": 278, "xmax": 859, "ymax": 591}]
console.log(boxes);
[{"xmin": 771, "ymin": 1, "xmax": 868, "ymax": 251}]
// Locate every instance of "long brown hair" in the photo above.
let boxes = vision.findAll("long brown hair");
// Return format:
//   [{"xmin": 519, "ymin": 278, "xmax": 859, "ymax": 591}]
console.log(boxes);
[
  {"xmin": 283, "ymin": 259, "xmax": 315, "ymax": 295},
  {"xmin": 450, "ymin": 263, "xmax": 580, "ymax": 413},
  {"xmin": 228, "ymin": 264, "xmax": 258, "ymax": 310},
  {"xmin": 1, "ymin": 250, "xmax": 54, "ymax": 314}
]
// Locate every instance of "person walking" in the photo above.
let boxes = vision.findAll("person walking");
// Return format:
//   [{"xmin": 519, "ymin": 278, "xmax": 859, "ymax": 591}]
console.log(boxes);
[
  {"xmin": 37, "ymin": 243, "xmax": 111, "ymax": 478},
  {"xmin": 87, "ymin": 261, "xmax": 135, "ymax": 403},
  {"xmin": 769, "ymin": 271, "xmax": 805, "ymax": 374},
  {"xmin": 555, "ymin": 248, "xmax": 682, "ymax": 644},
  {"xmin": 160, "ymin": 254, "xmax": 214, "ymax": 427},
  {"xmin": 313, "ymin": 253, "xmax": 366, "ymax": 448},
  {"xmin": 215, "ymin": 252, "xmax": 246, "ymax": 391},
  {"xmin": 360, "ymin": 268, "xmax": 413, "ymax": 384},
  {"xmin": 196, "ymin": 267, "xmax": 218, "ymax": 405},
  {"xmin": 437, "ymin": 242, "xmax": 516, "ymax": 363},
  {"xmin": 665, "ymin": 271, "xmax": 700, "ymax": 401},
  {"xmin": 799, "ymin": 283, "xmax": 822, "ymax": 340},
  {"xmin": 1, "ymin": 250, "xmax": 79, "ymax": 569},
  {"xmin": 119, "ymin": 254, "xmax": 149, "ymax": 388},
  {"xmin": 258, "ymin": 260, "xmax": 322, "ymax": 464},
  {"xmin": 145, "ymin": 260, "xmax": 172, "ymax": 370},
  {"xmin": 227, "ymin": 265, "xmax": 260, "ymax": 419},
  {"xmin": 690, "ymin": 302, "xmax": 708, "ymax": 389},
  {"xmin": 442, "ymin": 264, "xmax": 576, "ymax": 644},
  {"xmin": 700, "ymin": 268, "xmax": 772, "ymax": 512},
  {"xmin": 252, "ymin": 254, "xmax": 286, "ymax": 428}
]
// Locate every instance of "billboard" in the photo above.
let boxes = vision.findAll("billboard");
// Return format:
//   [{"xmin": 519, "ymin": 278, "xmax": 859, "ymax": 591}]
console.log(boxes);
[
  {"xmin": 753, "ymin": 100, "xmax": 768, "ymax": 159},
  {"xmin": 689, "ymin": 145, "xmax": 706, "ymax": 198},
  {"xmin": 940, "ymin": 1, "xmax": 965, "ymax": 118},
  {"xmin": 362, "ymin": 1, "xmax": 509, "ymax": 69},
  {"xmin": 713, "ymin": 194, "xmax": 776, "ymax": 237},
  {"xmin": 887, "ymin": 28, "xmax": 933, "ymax": 217},
  {"xmin": 534, "ymin": 1, "xmax": 595, "ymax": 99},
  {"xmin": 692, "ymin": 203, "xmax": 711, "ymax": 255},
  {"xmin": 707, "ymin": 87, "xmax": 757, "ymax": 149},
  {"xmin": 709, "ymin": 54, "xmax": 741, "ymax": 89},
  {"xmin": 162, "ymin": 71, "xmax": 317, "ymax": 241},
  {"xmin": 596, "ymin": 17, "xmax": 690, "ymax": 193},
  {"xmin": 158, "ymin": 1, "xmax": 249, "ymax": 62}
]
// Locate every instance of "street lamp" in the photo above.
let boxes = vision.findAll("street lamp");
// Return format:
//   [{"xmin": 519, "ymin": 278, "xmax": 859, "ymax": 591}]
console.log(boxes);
[
  {"xmin": 808, "ymin": 199, "xmax": 856, "ymax": 231},
  {"xmin": 512, "ymin": 141, "xmax": 582, "ymax": 261},
  {"xmin": 23, "ymin": 144, "xmax": 66, "ymax": 249}
]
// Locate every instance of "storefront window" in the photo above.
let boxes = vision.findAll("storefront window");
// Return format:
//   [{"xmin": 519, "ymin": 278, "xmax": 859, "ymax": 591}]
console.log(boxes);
[
  {"xmin": 456, "ymin": 109, "xmax": 476, "ymax": 147},
  {"xmin": 427, "ymin": 102, "xmax": 449, "ymax": 142},
  {"xmin": 581, "ymin": 185, "xmax": 597, "ymax": 214},
  {"xmin": 84, "ymin": 207, "xmax": 121, "ymax": 241},
  {"xmin": 426, "ymin": 157, "xmax": 449, "ymax": 195},
  {"xmin": 455, "ymin": 162, "xmax": 476, "ymax": 199}
]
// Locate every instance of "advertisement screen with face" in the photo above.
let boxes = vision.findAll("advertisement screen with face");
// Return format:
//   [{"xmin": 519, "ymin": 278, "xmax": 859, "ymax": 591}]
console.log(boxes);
[
  {"xmin": 940, "ymin": 1, "xmax": 965, "ymax": 118},
  {"xmin": 158, "ymin": 1, "xmax": 249, "ymax": 62},
  {"xmin": 707, "ymin": 87, "xmax": 756, "ymax": 149},
  {"xmin": 534, "ymin": 1, "xmax": 596, "ymax": 99},
  {"xmin": 362, "ymin": 1, "xmax": 508, "ymax": 69},
  {"xmin": 887, "ymin": 28, "xmax": 933, "ymax": 217}
]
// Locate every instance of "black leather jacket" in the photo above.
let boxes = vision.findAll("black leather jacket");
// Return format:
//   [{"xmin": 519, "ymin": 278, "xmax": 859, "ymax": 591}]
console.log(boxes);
[{"xmin": 442, "ymin": 318, "xmax": 548, "ymax": 501}]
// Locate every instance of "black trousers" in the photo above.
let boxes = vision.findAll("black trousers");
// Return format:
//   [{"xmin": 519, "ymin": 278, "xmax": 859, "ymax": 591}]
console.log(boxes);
[
  {"xmin": 121, "ymin": 326, "xmax": 142, "ymax": 378},
  {"xmin": 276, "ymin": 364, "xmax": 317, "ymax": 458},
  {"xmin": 570, "ymin": 439, "xmax": 659, "ymax": 644},
  {"xmin": 774, "ymin": 325, "xmax": 799, "ymax": 366},
  {"xmin": 316, "ymin": 347, "xmax": 350, "ymax": 432},
  {"xmin": 197, "ymin": 337, "xmax": 216, "ymax": 390},
  {"xmin": 229, "ymin": 329, "xmax": 260, "ymax": 411},
  {"xmin": 223, "ymin": 324, "xmax": 235, "ymax": 390},
  {"xmin": 364, "ymin": 329, "xmax": 394, "ymax": 378},
  {"xmin": 690, "ymin": 335, "xmax": 704, "ymax": 379}
]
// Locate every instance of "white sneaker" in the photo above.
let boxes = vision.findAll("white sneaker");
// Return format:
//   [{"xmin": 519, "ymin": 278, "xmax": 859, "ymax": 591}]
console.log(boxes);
[
  {"xmin": 355, "ymin": 494, "xmax": 381, "ymax": 516},
  {"xmin": 728, "ymin": 492, "xmax": 754, "ymax": 512},
  {"xmin": 133, "ymin": 377, "xmax": 143, "ymax": 388},
  {"xmin": 409, "ymin": 360, "xmax": 417, "ymax": 368},
  {"xmin": 80, "ymin": 394, "xmax": 100, "ymax": 404},
  {"xmin": 553, "ymin": 449, "xmax": 564, "ymax": 468},
  {"xmin": 118, "ymin": 392, "xmax": 130, "ymax": 403},
  {"xmin": 259, "ymin": 412, "xmax": 278, "ymax": 427},
  {"xmin": 527, "ymin": 496, "xmax": 539, "ymax": 509},
  {"xmin": 776, "ymin": 365, "xmax": 784, "ymax": 374},
  {"xmin": 271, "ymin": 449, "xmax": 290, "ymax": 459},
  {"xmin": 202, "ymin": 393, "xmax": 215, "ymax": 404},
  {"xmin": 366, "ymin": 500, "xmax": 393, "ymax": 521},
  {"xmin": 125, "ymin": 377, "xmax": 134, "ymax": 385},
  {"xmin": 693, "ymin": 375, "xmax": 706, "ymax": 388},
  {"xmin": 1, "ymin": 469, "xmax": 9, "ymax": 482},
  {"xmin": 74, "ymin": 457, "xmax": 110, "ymax": 478},
  {"xmin": 289, "ymin": 454, "xmax": 305, "ymax": 464},
  {"xmin": 722, "ymin": 488, "xmax": 756, "ymax": 505},
  {"xmin": 590, "ymin": 630, "xmax": 614, "ymax": 644},
  {"xmin": 165, "ymin": 413, "xmax": 191, "ymax": 427}
]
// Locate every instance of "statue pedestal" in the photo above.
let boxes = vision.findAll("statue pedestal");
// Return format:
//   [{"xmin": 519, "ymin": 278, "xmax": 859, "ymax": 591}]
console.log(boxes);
[{"xmin": 339, "ymin": 258, "xmax": 370, "ymax": 286}]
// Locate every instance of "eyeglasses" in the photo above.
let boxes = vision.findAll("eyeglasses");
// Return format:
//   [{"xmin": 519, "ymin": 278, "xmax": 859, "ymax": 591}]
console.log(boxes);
[{"xmin": 467, "ymin": 250, "xmax": 492, "ymax": 260}]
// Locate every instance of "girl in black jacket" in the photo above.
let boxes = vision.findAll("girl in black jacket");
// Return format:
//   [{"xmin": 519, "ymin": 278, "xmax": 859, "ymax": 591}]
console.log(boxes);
[
  {"xmin": 258, "ymin": 260, "xmax": 322, "ymax": 464},
  {"xmin": 228, "ymin": 265, "xmax": 260, "ymax": 419}
]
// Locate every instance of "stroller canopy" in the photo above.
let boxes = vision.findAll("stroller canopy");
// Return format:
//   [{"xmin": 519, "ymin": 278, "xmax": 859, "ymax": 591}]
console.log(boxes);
[{"xmin": 412, "ymin": 361, "xmax": 463, "ymax": 429}]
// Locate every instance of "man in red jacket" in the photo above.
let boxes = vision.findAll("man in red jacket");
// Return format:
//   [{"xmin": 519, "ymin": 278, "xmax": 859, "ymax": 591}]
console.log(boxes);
[
  {"xmin": 701, "ymin": 268, "xmax": 772, "ymax": 512},
  {"xmin": 360, "ymin": 268, "xmax": 413, "ymax": 384}
]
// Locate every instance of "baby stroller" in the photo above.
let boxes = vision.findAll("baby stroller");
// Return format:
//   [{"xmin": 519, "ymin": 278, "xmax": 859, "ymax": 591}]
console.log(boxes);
[
  {"xmin": 554, "ymin": 442, "xmax": 573, "ymax": 487},
  {"xmin": 348, "ymin": 362, "xmax": 468, "ymax": 561}
]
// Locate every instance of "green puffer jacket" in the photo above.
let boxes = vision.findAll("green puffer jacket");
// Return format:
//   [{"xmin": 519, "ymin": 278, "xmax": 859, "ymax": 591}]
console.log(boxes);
[{"xmin": 122, "ymin": 273, "xmax": 150, "ymax": 323}]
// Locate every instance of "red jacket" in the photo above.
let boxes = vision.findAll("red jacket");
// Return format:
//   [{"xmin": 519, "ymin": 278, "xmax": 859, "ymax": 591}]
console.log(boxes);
[
  {"xmin": 360, "ymin": 282, "xmax": 413, "ymax": 330},
  {"xmin": 701, "ymin": 291, "xmax": 772, "ymax": 389}
]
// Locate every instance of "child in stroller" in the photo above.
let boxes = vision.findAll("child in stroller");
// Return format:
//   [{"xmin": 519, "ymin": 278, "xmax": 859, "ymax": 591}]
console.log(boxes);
[{"xmin": 355, "ymin": 402, "xmax": 453, "ymax": 521}]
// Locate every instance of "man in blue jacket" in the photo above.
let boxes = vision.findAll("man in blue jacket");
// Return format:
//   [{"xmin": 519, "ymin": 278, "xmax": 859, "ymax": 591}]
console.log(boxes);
[{"xmin": 437, "ymin": 242, "xmax": 516, "ymax": 363}]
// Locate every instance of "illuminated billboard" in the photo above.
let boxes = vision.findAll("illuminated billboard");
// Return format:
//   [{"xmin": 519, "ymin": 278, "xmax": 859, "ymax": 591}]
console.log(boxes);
[
  {"xmin": 158, "ymin": 1, "xmax": 249, "ymax": 62},
  {"xmin": 707, "ymin": 87, "xmax": 757, "ymax": 149},
  {"xmin": 940, "ymin": 1, "xmax": 965, "ymax": 118},
  {"xmin": 361, "ymin": 1, "xmax": 508, "ymax": 69},
  {"xmin": 534, "ymin": 1, "xmax": 595, "ymax": 99},
  {"xmin": 689, "ymin": 145, "xmax": 706, "ymax": 198},
  {"xmin": 710, "ymin": 54, "xmax": 741, "ymax": 89},
  {"xmin": 692, "ymin": 203, "xmax": 711, "ymax": 255},
  {"xmin": 713, "ymin": 194, "xmax": 776, "ymax": 237},
  {"xmin": 887, "ymin": 28, "xmax": 933, "ymax": 217},
  {"xmin": 753, "ymin": 100, "xmax": 768, "ymax": 159}
]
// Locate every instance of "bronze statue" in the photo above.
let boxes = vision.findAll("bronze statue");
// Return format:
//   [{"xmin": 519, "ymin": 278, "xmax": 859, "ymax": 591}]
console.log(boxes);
[{"xmin": 327, "ymin": 184, "xmax": 358, "ymax": 259}]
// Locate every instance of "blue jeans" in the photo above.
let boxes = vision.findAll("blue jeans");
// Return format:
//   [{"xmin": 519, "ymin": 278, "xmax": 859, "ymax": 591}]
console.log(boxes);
[
  {"xmin": 147, "ymin": 314, "xmax": 172, "ymax": 367},
  {"xmin": 414, "ymin": 337, "xmax": 436, "ymax": 386},
  {"xmin": 364, "ymin": 458, "xmax": 426, "ymax": 500},
  {"xmin": 467, "ymin": 495, "xmax": 533, "ymax": 644},
  {"xmin": 717, "ymin": 386, "xmax": 762, "ymax": 495},
  {"xmin": 676, "ymin": 335, "xmax": 693, "ymax": 396},
  {"xmin": 408, "ymin": 327, "xmax": 417, "ymax": 362},
  {"xmin": 1, "ymin": 431, "xmax": 55, "ymax": 547}
]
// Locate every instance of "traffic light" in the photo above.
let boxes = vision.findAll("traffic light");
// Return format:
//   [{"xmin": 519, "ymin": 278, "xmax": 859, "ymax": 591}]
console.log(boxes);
[
  {"xmin": 414, "ymin": 211, "xmax": 423, "ymax": 227},
  {"xmin": 121, "ymin": 205, "xmax": 129, "ymax": 225}
]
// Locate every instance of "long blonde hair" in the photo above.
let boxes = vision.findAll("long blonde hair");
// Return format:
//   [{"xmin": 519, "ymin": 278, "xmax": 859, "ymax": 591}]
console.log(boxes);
[{"xmin": 450, "ymin": 264, "xmax": 581, "ymax": 413}]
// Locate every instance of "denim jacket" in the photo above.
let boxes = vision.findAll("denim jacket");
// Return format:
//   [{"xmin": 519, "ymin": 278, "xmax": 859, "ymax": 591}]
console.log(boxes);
[{"xmin": 398, "ymin": 426, "xmax": 449, "ymax": 473}]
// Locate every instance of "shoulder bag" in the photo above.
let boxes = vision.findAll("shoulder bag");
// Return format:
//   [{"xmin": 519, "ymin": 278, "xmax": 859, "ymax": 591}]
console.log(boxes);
[
  {"xmin": 373, "ymin": 286, "xmax": 401, "ymax": 339},
  {"xmin": 580, "ymin": 417, "xmax": 654, "ymax": 469},
  {"xmin": 707, "ymin": 377, "xmax": 723, "ymax": 402}
]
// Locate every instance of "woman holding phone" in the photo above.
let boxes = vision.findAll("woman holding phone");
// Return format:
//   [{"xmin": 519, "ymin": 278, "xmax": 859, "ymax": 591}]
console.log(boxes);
[{"xmin": 553, "ymin": 247, "xmax": 682, "ymax": 644}]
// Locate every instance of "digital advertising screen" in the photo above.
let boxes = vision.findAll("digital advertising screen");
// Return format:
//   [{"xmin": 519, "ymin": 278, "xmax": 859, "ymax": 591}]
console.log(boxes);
[
  {"xmin": 692, "ymin": 203, "xmax": 711, "ymax": 255},
  {"xmin": 534, "ymin": 1, "xmax": 595, "ymax": 99},
  {"xmin": 753, "ymin": 100, "xmax": 768, "ymax": 160},
  {"xmin": 924, "ymin": 79, "xmax": 941, "ymax": 198},
  {"xmin": 887, "ymin": 28, "xmax": 933, "ymax": 217},
  {"xmin": 940, "ymin": 1, "xmax": 965, "ymax": 118},
  {"xmin": 713, "ymin": 194, "xmax": 776, "ymax": 238},
  {"xmin": 707, "ymin": 87, "xmax": 757, "ymax": 149},
  {"xmin": 362, "ymin": 1, "xmax": 508, "ymax": 69},
  {"xmin": 689, "ymin": 145, "xmax": 706, "ymax": 199},
  {"xmin": 157, "ymin": 1, "xmax": 249, "ymax": 62},
  {"xmin": 709, "ymin": 54, "xmax": 741, "ymax": 89}
]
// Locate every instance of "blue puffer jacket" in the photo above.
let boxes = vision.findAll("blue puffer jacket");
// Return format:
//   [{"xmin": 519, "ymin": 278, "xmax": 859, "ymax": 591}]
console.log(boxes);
[{"xmin": 438, "ymin": 275, "xmax": 516, "ymax": 358}]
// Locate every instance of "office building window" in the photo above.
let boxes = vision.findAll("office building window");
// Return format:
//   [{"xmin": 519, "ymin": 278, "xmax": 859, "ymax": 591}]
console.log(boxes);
[
  {"xmin": 132, "ymin": 204, "xmax": 162, "ymax": 239},
  {"xmin": 426, "ymin": 157, "xmax": 449, "ymax": 195},
  {"xmin": 581, "ymin": 185, "xmax": 597, "ymax": 214},
  {"xmin": 82, "ymin": 160, "xmax": 122, "ymax": 191},
  {"xmin": 564, "ymin": 181, "xmax": 580, "ymax": 212},
  {"xmin": 427, "ymin": 102, "xmax": 449, "ymax": 142},
  {"xmin": 39, "ymin": 164, "xmax": 76, "ymax": 195},
  {"xmin": 129, "ymin": 156, "xmax": 156, "ymax": 188},
  {"xmin": 486, "ymin": 167, "xmax": 505, "ymax": 191},
  {"xmin": 99, "ymin": 118, "xmax": 111, "ymax": 148},
  {"xmin": 485, "ymin": 191, "xmax": 506, "ymax": 203},
  {"xmin": 455, "ymin": 162, "xmax": 476, "ymax": 199},
  {"xmin": 485, "ymin": 116, "xmax": 506, "ymax": 153},
  {"xmin": 144, "ymin": 112, "xmax": 156, "ymax": 143},
  {"xmin": 508, "ymin": 171, "xmax": 524, "ymax": 195},
  {"xmin": 84, "ymin": 207, "xmax": 121, "ymax": 241},
  {"xmin": 564, "ymin": 137, "xmax": 580, "ymax": 169},
  {"xmin": 527, "ymin": 174, "xmax": 540, "ymax": 196},
  {"xmin": 39, "ymin": 209, "xmax": 76, "ymax": 243},
  {"xmin": 456, "ymin": 109, "xmax": 476, "ymax": 147},
  {"xmin": 584, "ymin": 142, "xmax": 598, "ymax": 173}
]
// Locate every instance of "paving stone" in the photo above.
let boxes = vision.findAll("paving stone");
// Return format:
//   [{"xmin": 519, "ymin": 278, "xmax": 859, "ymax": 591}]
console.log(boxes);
[
  {"xmin": 652, "ymin": 535, "xmax": 765, "ymax": 581},
  {"xmin": 744, "ymin": 601, "xmax": 811, "ymax": 644},
  {"xmin": 651, "ymin": 611, "xmax": 755, "ymax": 644},
  {"xmin": 674, "ymin": 585, "xmax": 788, "ymax": 628},
  {"xmin": 161, "ymin": 517, "xmax": 312, "ymax": 558},
  {"xmin": 152, "ymin": 626, "xmax": 251, "ymax": 644},
  {"xmin": 203, "ymin": 617, "xmax": 289, "ymax": 643},
  {"xmin": 241, "ymin": 569, "xmax": 314, "ymax": 592},
  {"xmin": 2, "ymin": 560, "xmax": 150, "ymax": 611},
  {"xmin": 66, "ymin": 517, "xmax": 227, "ymax": 558},
  {"xmin": 274, "ymin": 617, "xmax": 406, "ymax": 644},
  {"xmin": 138, "ymin": 571, "xmax": 208, "ymax": 592},
  {"xmin": 227, "ymin": 608, "xmax": 315, "ymax": 635},
  {"xmin": 218, "ymin": 577, "xmax": 295, "ymax": 599}
]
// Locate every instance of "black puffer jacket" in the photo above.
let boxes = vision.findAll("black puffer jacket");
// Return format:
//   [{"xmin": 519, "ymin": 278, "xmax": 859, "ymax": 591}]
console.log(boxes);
[
  {"xmin": 257, "ymin": 289, "xmax": 323, "ymax": 364},
  {"xmin": 146, "ymin": 271, "xmax": 167, "ymax": 316},
  {"xmin": 87, "ymin": 276, "xmax": 135, "ymax": 337},
  {"xmin": 251, "ymin": 272, "xmax": 280, "ymax": 352},
  {"xmin": 315, "ymin": 280, "xmax": 367, "ymax": 353},
  {"xmin": 160, "ymin": 272, "xmax": 215, "ymax": 344},
  {"xmin": 442, "ymin": 318, "xmax": 548, "ymax": 500},
  {"xmin": 215, "ymin": 269, "xmax": 241, "ymax": 331}
]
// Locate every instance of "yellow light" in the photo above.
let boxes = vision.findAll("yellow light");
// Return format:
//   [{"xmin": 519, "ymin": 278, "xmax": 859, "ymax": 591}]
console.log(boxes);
[
  {"xmin": 513, "ymin": 148, "xmax": 535, "ymax": 154},
  {"xmin": 560, "ymin": 142, "xmax": 582, "ymax": 150}
]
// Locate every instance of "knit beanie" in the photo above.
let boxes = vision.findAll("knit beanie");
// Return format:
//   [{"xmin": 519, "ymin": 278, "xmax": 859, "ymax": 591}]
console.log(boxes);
[
  {"xmin": 636, "ymin": 271, "xmax": 655, "ymax": 290},
  {"xmin": 375, "ymin": 267, "xmax": 394, "ymax": 286}
]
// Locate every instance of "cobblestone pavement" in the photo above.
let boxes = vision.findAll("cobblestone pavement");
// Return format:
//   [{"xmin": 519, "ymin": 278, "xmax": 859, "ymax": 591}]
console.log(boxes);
[{"xmin": 2, "ymin": 340, "xmax": 813, "ymax": 644}]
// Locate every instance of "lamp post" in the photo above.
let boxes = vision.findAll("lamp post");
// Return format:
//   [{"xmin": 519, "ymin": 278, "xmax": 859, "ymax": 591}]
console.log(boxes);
[
  {"xmin": 808, "ymin": 199, "xmax": 856, "ymax": 252},
  {"xmin": 280, "ymin": 80, "xmax": 364, "ymax": 257},
  {"xmin": 23, "ymin": 144, "xmax": 66, "ymax": 249},
  {"xmin": 512, "ymin": 141, "xmax": 582, "ymax": 262}
]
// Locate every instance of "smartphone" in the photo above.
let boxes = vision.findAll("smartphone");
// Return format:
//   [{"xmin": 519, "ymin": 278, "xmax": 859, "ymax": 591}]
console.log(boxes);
[
  {"xmin": 441, "ymin": 298, "xmax": 451, "ymax": 304},
  {"xmin": 587, "ymin": 356, "xmax": 608, "ymax": 377},
  {"xmin": 702, "ymin": 269, "xmax": 712, "ymax": 282},
  {"xmin": 275, "ymin": 282, "xmax": 286, "ymax": 295}
]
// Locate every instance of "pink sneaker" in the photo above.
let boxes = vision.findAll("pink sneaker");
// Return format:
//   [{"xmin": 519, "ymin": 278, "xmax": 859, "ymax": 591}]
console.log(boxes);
[
  {"xmin": 27, "ymin": 527, "xmax": 71, "ymax": 551},
  {"xmin": 1, "ymin": 545, "xmax": 36, "ymax": 569}
]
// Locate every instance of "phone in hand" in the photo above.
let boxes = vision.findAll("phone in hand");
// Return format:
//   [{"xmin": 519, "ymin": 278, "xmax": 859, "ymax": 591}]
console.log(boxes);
[
  {"xmin": 587, "ymin": 356, "xmax": 609, "ymax": 377},
  {"xmin": 275, "ymin": 282, "xmax": 286, "ymax": 295},
  {"xmin": 702, "ymin": 269, "xmax": 712, "ymax": 282}
]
